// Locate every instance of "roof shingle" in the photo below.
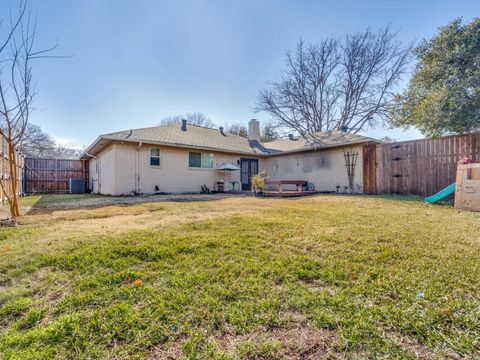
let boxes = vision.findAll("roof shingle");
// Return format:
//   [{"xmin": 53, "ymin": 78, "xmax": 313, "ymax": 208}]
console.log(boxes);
[{"xmin": 84, "ymin": 123, "xmax": 378, "ymax": 158}]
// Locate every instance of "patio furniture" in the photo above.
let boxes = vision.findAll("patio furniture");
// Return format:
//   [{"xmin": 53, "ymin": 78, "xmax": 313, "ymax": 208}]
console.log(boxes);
[
  {"xmin": 228, "ymin": 181, "xmax": 240, "ymax": 192},
  {"xmin": 215, "ymin": 163, "xmax": 240, "ymax": 192},
  {"xmin": 264, "ymin": 179, "xmax": 317, "ymax": 197}
]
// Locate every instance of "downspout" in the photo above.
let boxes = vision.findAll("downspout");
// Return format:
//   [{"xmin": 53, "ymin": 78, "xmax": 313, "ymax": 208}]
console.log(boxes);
[
  {"xmin": 84, "ymin": 153, "xmax": 98, "ymax": 193},
  {"xmin": 135, "ymin": 142, "xmax": 142, "ymax": 193}
]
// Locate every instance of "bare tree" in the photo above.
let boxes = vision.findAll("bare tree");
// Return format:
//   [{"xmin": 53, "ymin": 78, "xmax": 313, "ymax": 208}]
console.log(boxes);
[
  {"xmin": 160, "ymin": 112, "xmax": 216, "ymax": 128},
  {"xmin": 46, "ymin": 145, "xmax": 85, "ymax": 159},
  {"xmin": 16, "ymin": 123, "xmax": 84, "ymax": 158},
  {"xmin": 0, "ymin": 1, "xmax": 54, "ymax": 218},
  {"xmin": 256, "ymin": 27, "xmax": 412, "ymax": 137},
  {"xmin": 378, "ymin": 136, "xmax": 397, "ymax": 143},
  {"xmin": 224, "ymin": 123, "xmax": 248, "ymax": 138},
  {"xmin": 17, "ymin": 123, "xmax": 55, "ymax": 156},
  {"xmin": 260, "ymin": 121, "xmax": 279, "ymax": 142}
]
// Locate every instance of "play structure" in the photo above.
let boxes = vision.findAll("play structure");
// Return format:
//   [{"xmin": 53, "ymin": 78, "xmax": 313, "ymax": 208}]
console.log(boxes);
[
  {"xmin": 454, "ymin": 162, "xmax": 480, "ymax": 211},
  {"xmin": 425, "ymin": 183, "xmax": 457, "ymax": 204},
  {"xmin": 425, "ymin": 159, "xmax": 480, "ymax": 212}
]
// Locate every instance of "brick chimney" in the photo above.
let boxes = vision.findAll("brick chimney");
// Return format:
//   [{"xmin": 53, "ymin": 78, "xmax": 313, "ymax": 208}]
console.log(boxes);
[{"xmin": 248, "ymin": 119, "xmax": 260, "ymax": 142}]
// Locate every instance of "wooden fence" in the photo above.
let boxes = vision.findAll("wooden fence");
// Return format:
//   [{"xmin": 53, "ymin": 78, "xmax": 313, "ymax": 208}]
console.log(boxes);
[
  {"xmin": 363, "ymin": 133, "xmax": 480, "ymax": 196},
  {"xmin": 1, "ymin": 136, "xmax": 24, "ymax": 205},
  {"xmin": 24, "ymin": 157, "xmax": 89, "ymax": 194}
]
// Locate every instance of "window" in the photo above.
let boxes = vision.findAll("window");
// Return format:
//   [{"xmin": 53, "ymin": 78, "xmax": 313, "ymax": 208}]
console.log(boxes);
[
  {"xmin": 189, "ymin": 152, "xmax": 213, "ymax": 169},
  {"xmin": 201, "ymin": 153, "xmax": 214, "ymax": 168},
  {"xmin": 150, "ymin": 148, "xmax": 161, "ymax": 167}
]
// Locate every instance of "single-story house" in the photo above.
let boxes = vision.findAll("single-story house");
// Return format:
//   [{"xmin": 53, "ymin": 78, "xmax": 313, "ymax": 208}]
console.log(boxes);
[{"xmin": 80, "ymin": 119, "xmax": 379, "ymax": 195}]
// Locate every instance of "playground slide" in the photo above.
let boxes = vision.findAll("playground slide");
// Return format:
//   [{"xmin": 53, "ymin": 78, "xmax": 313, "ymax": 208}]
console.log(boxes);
[{"xmin": 424, "ymin": 183, "xmax": 456, "ymax": 204}]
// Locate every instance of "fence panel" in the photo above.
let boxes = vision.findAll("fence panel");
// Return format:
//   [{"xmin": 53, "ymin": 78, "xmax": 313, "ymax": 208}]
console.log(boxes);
[
  {"xmin": 371, "ymin": 133, "xmax": 480, "ymax": 196},
  {"xmin": 24, "ymin": 157, "xmax": 89, "ymax": 194}
]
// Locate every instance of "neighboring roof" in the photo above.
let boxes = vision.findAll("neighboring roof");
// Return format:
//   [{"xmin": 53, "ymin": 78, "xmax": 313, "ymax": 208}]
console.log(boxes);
[{"xmin": 81, "ymin": 123, "xmax": 379, "ymax": 159}]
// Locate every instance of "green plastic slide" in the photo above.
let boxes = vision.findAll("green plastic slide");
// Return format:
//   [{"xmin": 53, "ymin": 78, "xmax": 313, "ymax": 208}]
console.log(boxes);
[{"xmin": 424, "ymin": 183, "xmax": 456, "ymax": 204}]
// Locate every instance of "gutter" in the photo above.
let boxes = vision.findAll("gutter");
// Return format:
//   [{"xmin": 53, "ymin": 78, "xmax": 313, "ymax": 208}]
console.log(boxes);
[
  {"xmin": 135, "ymin": 142, "xmax": 142, "ymax": 193},
  {"xmin": 83, "ymin": 135, "xmax": 379, "ymax": 160},
  {"xmin": 79, "ymin": 135, "xmax": 105, "ymax": 159},
  {"xmin": 79, "ymin": 152, "xmax": 98, "ymax": 193},
  {"xmin": 263, "ymin": 140, "xmax": 378, "ymax": 158},
  {"xmin": 101, "ymin": 136, "xmax": 264, "ymax": 157}
]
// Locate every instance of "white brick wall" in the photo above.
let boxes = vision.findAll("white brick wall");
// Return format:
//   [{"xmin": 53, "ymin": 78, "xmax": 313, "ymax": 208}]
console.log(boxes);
[
  {"xmin": 263, "ymin": 145, "xmax": 364, "ymax": 193},
  {"xmin": 136, "ymin": 144, "xmax": 245, "ymax": 194},
  {"xmin": 90, "ymin": 141, "xmax": 363, "ymax": 195},
  {"xmin": 111, "ymin": 143, "xmax": 136, "ymax": 195},
  {"xmin": 92, "ymin": 142, "xmax": 256, "ymax": 195}
]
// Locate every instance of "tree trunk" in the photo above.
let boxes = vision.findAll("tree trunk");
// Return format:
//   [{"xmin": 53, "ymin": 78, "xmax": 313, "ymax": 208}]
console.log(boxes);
[{"xmin": 7, "ymin": 140, "xmax": 20, "ymax": 218}]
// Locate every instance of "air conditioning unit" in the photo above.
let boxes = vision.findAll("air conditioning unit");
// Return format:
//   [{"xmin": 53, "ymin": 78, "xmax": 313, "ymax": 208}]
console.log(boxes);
[{"xmin": 69, "ymin": 178, "xmax": 85, "ymax": 194}]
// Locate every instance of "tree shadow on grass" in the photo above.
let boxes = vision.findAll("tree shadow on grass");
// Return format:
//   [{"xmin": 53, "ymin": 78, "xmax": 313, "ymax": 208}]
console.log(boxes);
[{"xmin": 21, "ymin": 193, "xmax": 241, "ymax": 216}]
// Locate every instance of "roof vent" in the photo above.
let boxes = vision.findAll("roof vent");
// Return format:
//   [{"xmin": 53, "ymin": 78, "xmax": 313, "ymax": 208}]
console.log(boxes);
[
  {"xmin": 288, "ymin": 134, "xmax": 294, "ymax": 141},
  {"xmin": 340, "ymin": 125, "xmax": 348, "ymax": 133},
  {"xmin": 181, "ymin": 119, "xmax": 187, "ymax": 131},
  {"xmin": 126, "ymin": 129, "xmax": 133, "ymax": 138},
  {"xmin": 219, "ymin": 126, "xmax": 225, "ymax": 135}
]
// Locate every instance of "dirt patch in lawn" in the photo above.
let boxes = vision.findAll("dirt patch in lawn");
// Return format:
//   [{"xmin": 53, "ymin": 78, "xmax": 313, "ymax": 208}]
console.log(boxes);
[
  {"xmin": 226, "ymin": 325, "xmax": 342, "ymax": 359},
  {"xmin": 25, "ymin": 193, "xmax": 246, "ymax": 214},
  {"xmin": 386, "ymin": 331, "xmax": 463, "ymax": 360},
  {"xmin": 149, "ymin": 323, "xmax": 343, "ymax": 359}
]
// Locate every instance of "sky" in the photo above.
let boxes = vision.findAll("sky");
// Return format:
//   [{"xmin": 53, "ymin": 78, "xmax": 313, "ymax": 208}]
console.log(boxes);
[{"xmin": 1, "ymin": 0, "xmax": 479, "ymax": 148}]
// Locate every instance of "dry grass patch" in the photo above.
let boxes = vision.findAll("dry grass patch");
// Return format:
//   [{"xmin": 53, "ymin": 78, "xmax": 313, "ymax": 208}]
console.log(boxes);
[{"xmin": 149, "ymin": 316, "xmax": 343, "ymax": 360}]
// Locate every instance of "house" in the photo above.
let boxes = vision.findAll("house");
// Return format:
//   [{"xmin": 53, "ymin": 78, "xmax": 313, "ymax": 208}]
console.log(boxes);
[{"xmin": 80, "ymin": 119, "xmax": 379, "ymax": 195}]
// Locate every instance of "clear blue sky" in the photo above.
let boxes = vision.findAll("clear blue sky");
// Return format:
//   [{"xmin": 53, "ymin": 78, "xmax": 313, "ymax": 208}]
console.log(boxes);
[{"xmin": 2, "ymin": 0, "xmax": 479, "ymax": 147}]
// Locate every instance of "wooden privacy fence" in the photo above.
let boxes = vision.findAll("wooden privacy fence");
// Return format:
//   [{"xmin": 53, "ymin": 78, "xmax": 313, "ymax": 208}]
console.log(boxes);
[
  {"xmin": 1, "ymin": 136, "xmax": 24, "ymax": 205},
  {"xmin": 363, "ymin": 133, "xmax": 480, "ymax": 196},
  {"xmin": 24, "ymin": 157, "xmax": 89, "ymax": 194}
]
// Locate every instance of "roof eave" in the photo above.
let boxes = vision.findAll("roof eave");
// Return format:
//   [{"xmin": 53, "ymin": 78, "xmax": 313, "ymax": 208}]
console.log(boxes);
[
  {"xmin": 80, "ymin": 135, "xmax": 109, "ymax": 159},
  {"xmin": 81, "ymin": 135, "xmax": 380, "ymax": 160},
  {"xmin": 93, "ymin": 136, "xmax": 268, "ymax": 157},
  {"xmin": 265, "ymin": 140, "xmax": 377, "ymax": 157}
]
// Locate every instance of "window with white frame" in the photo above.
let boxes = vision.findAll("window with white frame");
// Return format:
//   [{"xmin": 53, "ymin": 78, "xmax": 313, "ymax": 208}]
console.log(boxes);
[
  {"xmin": 150, "ymin": 148, "xmax": 161, "ymax": 167},
  {"xmin": 189, "ymin": 152, "xmax": 213, "ymax": 168}
]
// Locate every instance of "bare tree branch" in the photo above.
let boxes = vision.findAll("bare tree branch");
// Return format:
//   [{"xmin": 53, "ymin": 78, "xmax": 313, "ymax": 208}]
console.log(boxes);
[
  {"xmin": 160, "ymin": 112, "xmax": 216, "ymax": 128},
  {"xmin": 223, "ymin": 123, "xmax": 248, "ymax": 138},
  {"xmin": 0, "ymin": 0, "xmax": 56, "ymax": 218},
  {"xmin": 256, "ymin": 27, "xmax": 412, "ymax": 136},
  {"xmin": 16, "ymin": 123, "xmax": 55, "ymax": 156}
]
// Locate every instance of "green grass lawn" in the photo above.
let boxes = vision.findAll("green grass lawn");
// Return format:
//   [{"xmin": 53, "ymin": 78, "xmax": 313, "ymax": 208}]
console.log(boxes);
[
  {"xmin": 0, "ymin": 195, "xmax": 479, "ymax": 359},
  {"xmin": 19, "ymin": 193, "xmax": 102, "ymax": 207}
]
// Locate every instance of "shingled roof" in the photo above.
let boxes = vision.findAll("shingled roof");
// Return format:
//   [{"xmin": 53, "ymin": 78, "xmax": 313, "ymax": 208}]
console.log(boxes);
[
  {"xmin": 102, "ymin": 124, "xmax": 260, "ymax": 154},
  {"xmin": 82, "ymin": 123, "xmax": 378, "ymax": 158},
  {"xmin": 263, "ymin": 131, "xmax": 378, "ymax": 154}
]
